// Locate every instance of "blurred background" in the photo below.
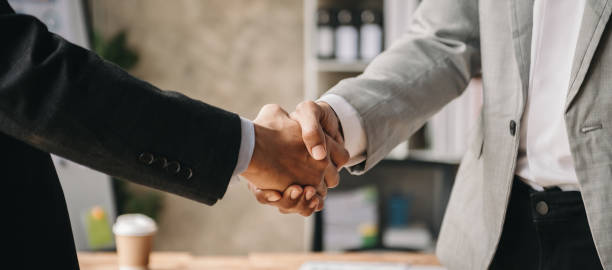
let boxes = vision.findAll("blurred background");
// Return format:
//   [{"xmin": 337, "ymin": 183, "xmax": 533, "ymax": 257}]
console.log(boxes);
[
  {"xmin": 9, "ymin": 0, "xmax": 481, "ymax": 256},
  {"xmin": 91, "ymin": 0, "xmax": 308, "ymax": 255}
]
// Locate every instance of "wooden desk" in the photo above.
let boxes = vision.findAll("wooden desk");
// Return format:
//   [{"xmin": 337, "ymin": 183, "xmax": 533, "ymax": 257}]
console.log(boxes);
[{"xmin": 78, "ymin": 252, "xmax": 440, "ymax": 270}]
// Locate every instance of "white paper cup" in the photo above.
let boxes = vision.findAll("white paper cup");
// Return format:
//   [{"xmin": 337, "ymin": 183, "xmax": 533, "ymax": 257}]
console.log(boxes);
[{"xmin": 113, "ymin": 214, "xmax": 157, "ymax": 270}]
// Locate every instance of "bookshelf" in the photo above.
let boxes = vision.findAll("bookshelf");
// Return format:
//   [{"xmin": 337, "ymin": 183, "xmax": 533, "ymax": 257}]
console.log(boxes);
[
  {"xmin": 303, "ymin": 0, "xmax": 483, "ymax": 252},
  {"xmin": 302, "ymin": 0, "xmax": 481, "ymax": 164},
  {"xmin": 316, "ymin": 59, "xmax": 370, "ymax": 72}
]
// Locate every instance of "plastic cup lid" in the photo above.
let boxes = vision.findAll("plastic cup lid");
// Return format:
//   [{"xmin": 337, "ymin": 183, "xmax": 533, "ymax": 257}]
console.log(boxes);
[{"xmin": 112, "ymin": 214, "xmax": 157, "ymax": 236}]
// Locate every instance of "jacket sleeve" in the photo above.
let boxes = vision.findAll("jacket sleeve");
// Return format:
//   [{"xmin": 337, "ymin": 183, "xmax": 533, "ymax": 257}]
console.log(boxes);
[
  {"xmin": 0, "ymin": 9, "xmax": 241, "ymax": 205},
  {"xmin": 326, "ymin": 0, "xmax": 481, "ymax": 174}
]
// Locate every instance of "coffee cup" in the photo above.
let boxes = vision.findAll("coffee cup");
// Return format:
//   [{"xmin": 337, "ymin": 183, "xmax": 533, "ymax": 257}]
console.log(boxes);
[{"xmin": 113, "ymin": 214, "xmax": 157, "ymax": 270}]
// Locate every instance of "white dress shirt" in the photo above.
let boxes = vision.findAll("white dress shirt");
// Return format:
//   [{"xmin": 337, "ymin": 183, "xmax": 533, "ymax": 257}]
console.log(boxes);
[
  {"xmin": 321, "ymin": 0, "xmax": 586, "ymax": 190},
  {"xmin": 232, "ymin": 117, "xmax": 255, "ymax": 177},
  {"xmin": 515, "ymin": 0, "xmax": 585, "ymax": 191}
]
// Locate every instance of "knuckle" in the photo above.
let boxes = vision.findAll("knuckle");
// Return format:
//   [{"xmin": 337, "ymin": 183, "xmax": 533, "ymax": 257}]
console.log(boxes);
[
  {"xmin": 304, "ymin": 186, "xmax": 316, "ymax": 195},
  {"xmin": 305, "ymin": 101, "xmax": 318, "ymax": 110},
  {"xmin": 278, "ymin": 198, "xmax": 291, "ymax": 208},
  {"xmin": 285, "ymin": 199, "xmax": 299, "ymax": 208},
  {"xmin": 263, "ymin": 103, "xmax": 282, "ymax": 113},
  {"xmin": 297, "ymin": 100, "xmax": 317, "ymax": 112},
  {"xmin": 341, "ymin": 150, "xmax": 350, "ymax": 164},
  {"xmin": 295, "ymin": 101, "xmax": 307, "ymax": 111},
  {"xmin": 308, "ymin": 180, "xmax": 320, "ymax": 189},
  {"xmin": 304, "ymin": 128, "xmax": 321, "ymax": 141},
  {"xmin": 256, "ymin": 196, "xmax": 267, "ymax": 204}
]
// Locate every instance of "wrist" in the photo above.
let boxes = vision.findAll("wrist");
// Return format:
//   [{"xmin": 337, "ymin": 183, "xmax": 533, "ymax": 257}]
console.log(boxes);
[
  {"xmin": 316, "ymin": 101, "xmax": 344, "ymax": 141},
  {"xmin": 241, "ymin": 123, "xmax": 264, "ymax": 179},
  {"xmin": 317, "ymin": 94, "xmax": 367, "ymax": 162},
  {"xmin": 233, "ymin": 117, "xmax": 255, "ymax": 176}
]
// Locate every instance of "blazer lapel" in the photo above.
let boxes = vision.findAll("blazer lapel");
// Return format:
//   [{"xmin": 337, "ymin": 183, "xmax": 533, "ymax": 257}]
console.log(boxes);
[
  {"xmin": 508, "ymin": 0, "xmax": 534, "ymax": 99},
  {"xmin": 566, "ymin": 0, "xmax": 612, "ymax": 111}
]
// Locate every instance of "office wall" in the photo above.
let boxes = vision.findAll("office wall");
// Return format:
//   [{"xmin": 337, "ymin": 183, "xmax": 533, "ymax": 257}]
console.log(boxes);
[{"xmin": 90, "ymin": 0, "xmax": 307, "ymax": 255}]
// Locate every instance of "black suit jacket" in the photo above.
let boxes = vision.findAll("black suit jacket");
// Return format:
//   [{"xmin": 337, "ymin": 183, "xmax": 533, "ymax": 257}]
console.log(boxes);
[{"xmin": 0, "ymin": 1, "xmax": 241, "ymax": 268}]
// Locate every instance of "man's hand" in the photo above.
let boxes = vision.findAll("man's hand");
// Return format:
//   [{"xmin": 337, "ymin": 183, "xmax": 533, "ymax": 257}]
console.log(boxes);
[
  {"xmin": 241, "ymin": 104, "xmax": 345, "ymax": 198},
  {"xmin": 248, "ymin": 183, "xmax": 324, "ymax": 216},
  {"xmin": 246, "ymin": 101, "xmax": 349, "ymax": 216},
  {"xmin": 291, "ymin": 101, "xmax": 346, "ymax": 176}
]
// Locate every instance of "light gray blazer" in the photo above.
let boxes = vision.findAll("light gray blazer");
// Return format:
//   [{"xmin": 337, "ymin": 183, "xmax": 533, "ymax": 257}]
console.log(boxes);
[{"xmin": 326, "ymin": 0, "xmax": 612, "ymax": 268}]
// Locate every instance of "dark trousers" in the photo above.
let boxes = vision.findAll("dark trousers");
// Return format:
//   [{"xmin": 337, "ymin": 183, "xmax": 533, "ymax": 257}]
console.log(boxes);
[{"xmin": 489, "ymin": 178, "xmax": 602, "ymax": 270}]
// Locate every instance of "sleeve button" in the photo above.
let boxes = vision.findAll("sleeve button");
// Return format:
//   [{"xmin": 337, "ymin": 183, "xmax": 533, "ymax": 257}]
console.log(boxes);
[
  {"xmin": 183, "ymin": 168, "xmax": 193, "ymax": 180},
  {"xmin": 165, "ymin": 161, "xmax": 181, "ymax": 174},
  {"xmin": 535, "ymin": 201, "xmax": 549, "ymax": 215},
  {"xmin": 138, "ymin": 153, "xmax": 155, "ymax": 165},
  {"xmin": 154, "ymin": 156, "xmax": 168, "ymax": 168}
]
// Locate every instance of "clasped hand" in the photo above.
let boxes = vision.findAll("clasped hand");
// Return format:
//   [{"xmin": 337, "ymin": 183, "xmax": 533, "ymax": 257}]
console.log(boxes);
[{"xmin": 240, "ymin": 101, "xmax": 347, "ymax": 216}]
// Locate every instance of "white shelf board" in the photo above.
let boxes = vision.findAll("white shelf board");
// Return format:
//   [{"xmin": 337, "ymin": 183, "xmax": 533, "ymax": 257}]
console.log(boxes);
[
  {"xmin": 404, "ymin": 149, "xmax": 463, "ymax": 164},
  {"xmin": 316, "ymin": 59, "xmax": 370, "ymax": 72}
]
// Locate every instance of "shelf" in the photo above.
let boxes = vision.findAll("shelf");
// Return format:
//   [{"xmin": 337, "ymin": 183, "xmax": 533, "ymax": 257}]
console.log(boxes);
[
  {"xmin": 404, "ymin": 149, "xmax": 462, "ymax": 164},
  {"xmin": 316, "ymin": 59, "xmax": 370, "ymax": 72},
  {"xmin": 382, "ymin": 142, "xmax": 463, "ymax": 165}
]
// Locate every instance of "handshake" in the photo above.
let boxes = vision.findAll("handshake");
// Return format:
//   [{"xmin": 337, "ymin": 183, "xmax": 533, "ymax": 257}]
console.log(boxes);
[{"xmin": 240, "ymin": 101, "xmax": 348, "ymax": 217}]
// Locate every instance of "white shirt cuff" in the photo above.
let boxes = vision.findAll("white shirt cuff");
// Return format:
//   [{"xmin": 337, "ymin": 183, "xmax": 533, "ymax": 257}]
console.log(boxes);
[
  {"xmin": 318, "ymin": 94, "xmax": 367, "ymax": 167},
  {"xmin": 232, "ymin": 116, "xmax": 255, "ymax": 178}
]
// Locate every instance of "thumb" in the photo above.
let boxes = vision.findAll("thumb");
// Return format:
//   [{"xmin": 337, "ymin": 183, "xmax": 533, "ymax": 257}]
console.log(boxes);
[{"xmin": 291, "ymin": 101, "xmax": 327, "ymax": 160}]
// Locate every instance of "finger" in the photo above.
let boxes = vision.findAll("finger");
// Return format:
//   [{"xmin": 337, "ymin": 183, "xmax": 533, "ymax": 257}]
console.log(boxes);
[
  {"xmin": 281, "ymin": 186, "xmax": 301, "ymax": 208},
  {"xmin": 267, "ymin": 185, "xmax": 302, "ymax": 210},
  {"xmin": 323, "ymin": 163, "xmax": 340, "ymax": 188},
  {"xmin": 297, "ymin": 193, "xmax": 317, "ymax": 217},
  {"xmin": 304, "ymin": 186, "xmax": 317, "ymax": 200},
  {"xmin": 315, "ymin": 195, "xmax": 325, "ymax": 211},
  {"xmin": 315, "ymin": 180, "xmax": 328, "ymax": 199},
  {"xmin": 325, "ymin": 134, "xmax": 350, "ymax": 168},
  {"xmin": 317, "ymin": 102, "xmax": 344, "ymax": 143},
  {"xmin": 259, "ymin": 189, "xmax": 282, "ymax": 203},
  {"xmin": 248, "ymin": 183, "xmax": 281, "ymax": 204},
  {"xmin": 309, "ymin": 196, "xmax": 320, "ymax": 211},
  {"xmin": 262, "ymin": 193, "xmax": 295, "ymax": 209},
  {"xmin": 275, "ymin": 187, "xmax": 317, "ymax": 215},
  {"xmin": 292, "ymin": 101, "xmax": 327, "ymax": 160},
  {"xmin": 287, "ymin": 185, "xmax": 303, "ymax": 200}
]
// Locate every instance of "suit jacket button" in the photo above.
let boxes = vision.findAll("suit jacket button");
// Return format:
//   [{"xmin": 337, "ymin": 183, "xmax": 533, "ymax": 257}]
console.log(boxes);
[
  {"xmin": 165, "ymin": 161, "xmax": 181, "ymax": 174},
  {"xmin": 139, "ymin": 153, "xmax": 155, "ymax": 165},
  {"xmin": 154, "ymin": 156, "xmax": 168, "ymax": 168},
  {"xmin": 183, "ymin": 168, "xmax": 193, "ymax": 180},
  {"xmin": 536, "ymin": 201, "xmax": 549, "ymax": 215},
  {"xmin": 509, "ymin": 120, "xmax": 517, "ymax": 136}
]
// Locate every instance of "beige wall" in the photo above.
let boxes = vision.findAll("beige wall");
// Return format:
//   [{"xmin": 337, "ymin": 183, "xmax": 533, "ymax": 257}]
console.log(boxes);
[{"xmin": 91, "ymin": 0, "xmax": 308, "ymax": 255}]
